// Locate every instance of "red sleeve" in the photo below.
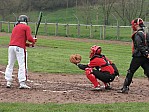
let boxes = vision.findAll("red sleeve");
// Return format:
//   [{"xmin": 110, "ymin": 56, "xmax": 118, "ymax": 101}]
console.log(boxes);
[{"xmin": 26, "ymin": 26, "xmax": 35, "ymax": 44}]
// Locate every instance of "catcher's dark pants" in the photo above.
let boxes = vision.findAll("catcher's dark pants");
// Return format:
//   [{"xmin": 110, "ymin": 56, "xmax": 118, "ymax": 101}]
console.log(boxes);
[
  {"xmin": 124, "ymin": 56, "xmax": 149, "ymax": 87},
  {"xmin": 93, "ymin": 70, "xmax": 115, "ymax": 83}
]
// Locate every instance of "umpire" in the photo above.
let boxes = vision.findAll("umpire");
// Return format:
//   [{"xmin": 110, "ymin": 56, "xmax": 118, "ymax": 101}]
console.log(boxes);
[{"xmin": 119, "ymin": 18, "xmax": 149, "ymax": 93}]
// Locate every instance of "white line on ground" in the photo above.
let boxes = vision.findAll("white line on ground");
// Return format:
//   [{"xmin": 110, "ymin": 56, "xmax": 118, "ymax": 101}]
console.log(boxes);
[{"xmin": 42, "ymin": 90, "xmax": 77, "ymax": 93}]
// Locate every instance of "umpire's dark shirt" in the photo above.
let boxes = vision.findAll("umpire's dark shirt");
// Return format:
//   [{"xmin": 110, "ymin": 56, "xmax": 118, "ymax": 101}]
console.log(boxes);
[{"xmin": 132, "ymin": 29, "xmax": 148, "ymax": 57}]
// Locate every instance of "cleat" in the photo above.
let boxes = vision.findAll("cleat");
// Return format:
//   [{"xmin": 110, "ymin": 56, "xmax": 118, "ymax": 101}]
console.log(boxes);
[
  {"xmin": 19, "ymin": 81, "xmax": 30, "ymax": 89},
  {"xmin": 92, "ymin": 85, "xmax": 104, "ymax": 91},
  {"xmin": 94, "ymin": 86, "xmax": 102, "ymax": 91},
  {"xmin": 6, "ymin": 81, "xmax": 12, "ymax": 88},
  {"xmin": 105, "ymin": 85, "xmax": 112, "ymax": 90},
  {"xmin": 117, "ymin": 87, "xmax": 129, "ymax": 94},
  {"xmin": 19, "ymin": 84, "xmax": 31, "ymax": 89},
  {"xmin": 104, "ymin": 83, "xmax": 112, "ymax": 90}
]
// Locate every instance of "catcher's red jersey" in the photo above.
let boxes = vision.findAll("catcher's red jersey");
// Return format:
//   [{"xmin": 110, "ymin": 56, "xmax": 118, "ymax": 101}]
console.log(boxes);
[
  {"xmin": 9, "ymin": 23, "xmax": 35, "ymax": 49},
  {"xmin": 88, "ymin": 57, "xmax": 115, "ymax": 74}
]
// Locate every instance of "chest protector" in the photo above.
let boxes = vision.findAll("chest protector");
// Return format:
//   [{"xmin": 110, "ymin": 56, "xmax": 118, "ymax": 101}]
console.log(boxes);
[
  {"xmin": 91, "ymin": 55, "xmax": 119, "ymax": 76},
  {"xmin": 131, "ymin": 30, "xmax": 149, "ymax": 53}
]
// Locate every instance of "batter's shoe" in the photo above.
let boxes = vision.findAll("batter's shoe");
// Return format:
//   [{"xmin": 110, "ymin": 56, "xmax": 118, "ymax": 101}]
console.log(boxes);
[
  {"xmin": 6, "ymin": 81, "xmax": 12, "ymax": 88},
  {"xmin": 19, "ymin": 81, "xmax": 31, "ymax": 89}
]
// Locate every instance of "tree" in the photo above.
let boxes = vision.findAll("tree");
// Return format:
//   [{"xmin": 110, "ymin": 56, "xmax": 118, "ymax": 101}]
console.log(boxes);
[
  {"xmin": 113, "ymin": 0, "xmax": 147, "ymax": 25},
  {"xmin": 0, "ymin": 0, "xmax": 14, "ymax": 20},
  {"xmin": 77, "ymin": 0, "xmax": 93, "ymax": 24},
  {"xmin": 100, "ymin": 0, "xmax": 116, "ymax": 25}
]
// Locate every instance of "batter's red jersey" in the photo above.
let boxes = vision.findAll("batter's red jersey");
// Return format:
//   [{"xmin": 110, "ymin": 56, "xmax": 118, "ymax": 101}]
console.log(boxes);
[
  {"xmin": 88, "ymin": 57, "xmax": 115, "ymax": 74},
  {"xmin": 9, "ymin": 23, "xmax": 35, "ymax": 49}
]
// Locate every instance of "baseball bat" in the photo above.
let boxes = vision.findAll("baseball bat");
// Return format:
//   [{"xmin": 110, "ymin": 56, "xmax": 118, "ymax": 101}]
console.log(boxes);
[
  {"xmin": 35, "ymin": 11, "xmax": 43, "ymax": 38},
  {"xmin": 25, "ymin": 50, "xmax": 28, "ymax": 76}
]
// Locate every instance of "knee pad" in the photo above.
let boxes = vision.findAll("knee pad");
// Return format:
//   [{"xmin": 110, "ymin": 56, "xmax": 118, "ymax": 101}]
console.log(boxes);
[
  {"xmin": 85, "ymin": 68, "xmax": 93, "ymax": 76},
  {"xmin": 85, "ymin": 68, "xmax": 99, "ymax": 87}
]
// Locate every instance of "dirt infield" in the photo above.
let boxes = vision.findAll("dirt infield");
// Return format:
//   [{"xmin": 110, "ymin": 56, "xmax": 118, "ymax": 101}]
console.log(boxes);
[
  {"xmin": 0, "ymin": 32, "xmax": 149, "ymax": 104},
  {"xmin": 0, "ymin": 65, "xmax": 149, "ymax": 104}
]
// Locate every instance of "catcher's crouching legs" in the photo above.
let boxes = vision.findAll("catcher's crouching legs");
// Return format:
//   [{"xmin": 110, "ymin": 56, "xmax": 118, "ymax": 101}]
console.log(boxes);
[{"xmin": 85, "ymin": 68, "xmax": 100, "ymax": 88}]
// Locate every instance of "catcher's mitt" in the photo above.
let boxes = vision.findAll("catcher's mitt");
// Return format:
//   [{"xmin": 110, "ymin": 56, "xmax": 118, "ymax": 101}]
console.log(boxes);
[{"xmin": 70, "ymin": 54, "xmax": 82, "ymax": 64}]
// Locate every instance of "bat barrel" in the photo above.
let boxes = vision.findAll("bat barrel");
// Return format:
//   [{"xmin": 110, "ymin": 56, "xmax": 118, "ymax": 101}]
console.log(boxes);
[{"xmin": 35, "ymin": 11, "xmax": 42, "ymax": 38}]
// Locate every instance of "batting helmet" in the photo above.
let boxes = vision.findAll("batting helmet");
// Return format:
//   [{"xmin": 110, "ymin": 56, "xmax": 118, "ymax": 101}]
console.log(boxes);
[
  {"xmin": 18, "ymin": 15, "xmax": 29, "ymax": 23},
  {"xmin": 89, "ymin": 45, "xmax": 102, "ymax": 58},
  {"xmin": 131, "ymin": 18, "xmax": 145, "ymax": 31}
]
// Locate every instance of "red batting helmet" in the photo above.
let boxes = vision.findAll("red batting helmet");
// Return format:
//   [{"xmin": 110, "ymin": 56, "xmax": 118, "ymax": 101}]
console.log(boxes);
[
  {"xmin": 89, "ymin": 45, "xmax": 102, "ymax": 58},
  {"xmin": 131, "ymin": 18, "xmax": 145, "ymax": 31}
]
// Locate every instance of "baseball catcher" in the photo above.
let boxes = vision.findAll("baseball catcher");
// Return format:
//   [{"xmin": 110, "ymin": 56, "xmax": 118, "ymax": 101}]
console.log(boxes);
[{"xmin": 70, "ymin": 45, "xmax": 119, "ymax": 90}]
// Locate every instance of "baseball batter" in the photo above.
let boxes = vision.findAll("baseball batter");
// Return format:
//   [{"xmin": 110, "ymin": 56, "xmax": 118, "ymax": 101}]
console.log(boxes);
[{"xmin": 5, "ymin": 15, "xmax": 37, "ymax": 89}]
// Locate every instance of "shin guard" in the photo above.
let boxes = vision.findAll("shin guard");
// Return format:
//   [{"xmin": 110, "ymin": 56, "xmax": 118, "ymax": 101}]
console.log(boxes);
[{"xmin": 85, "ymin": 68, "xmax": 99, "ymax": 87}]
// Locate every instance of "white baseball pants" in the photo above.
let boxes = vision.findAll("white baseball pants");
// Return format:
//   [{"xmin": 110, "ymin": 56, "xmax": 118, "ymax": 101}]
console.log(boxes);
[{"xmin": 5, "ymin": 46, "xmax": 26, "ymax": 83}]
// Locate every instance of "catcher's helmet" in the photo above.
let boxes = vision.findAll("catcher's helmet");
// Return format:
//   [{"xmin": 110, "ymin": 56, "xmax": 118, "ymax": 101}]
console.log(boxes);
[
  {"xmin": 18, "ymin": 15, "xmax": 29, "ymax": 23},
  {"xmin": 89, "ymin": 45, "xmax": 102, "ymax": 58},
  {"xmin": 131, "ymin": 18, "xmax": 145, "ymax": 31}
]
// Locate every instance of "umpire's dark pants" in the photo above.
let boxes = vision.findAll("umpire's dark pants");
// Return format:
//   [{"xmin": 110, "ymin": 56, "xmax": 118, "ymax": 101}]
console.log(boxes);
[{"xmin": 125, "ymin": 56, "xmax": 149, "ymax": 87}]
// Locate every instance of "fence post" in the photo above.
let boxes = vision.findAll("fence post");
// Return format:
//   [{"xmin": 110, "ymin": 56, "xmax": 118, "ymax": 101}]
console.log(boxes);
[
  {"xmin": 8, "ymin": 21, "xmax": 10, "ymax": 33},
  {"xmin": 90, "ymin": 24, "xmax": 93, "ymax": 38},
  {"xmin": 0, "ymin": 21, "xmax": 2, "ymax": 32},
  {"xmin": 102, "ymin": 25, "xmax": 106, "ymax": 40},
  {"xmin": 45, "ymin": 19, "xmax": 47, "ymax": 36},
  {"xmin": 117, "ymin": 25, "xmax": 120, "ymax": 40},
  {"xmin": 55, "ymin": 23, "xmax": 58, "ymax": 36},
  {"xmin": 66, "ymin": 24, "xmax": 69, "ymax": 37},
  {"xmin": 99, "ymin": 26, "xmax": 102, "ymax": 39},
  {"xmin": 77, "ymin": 24, "xmax": 80, "ymax": 37}
]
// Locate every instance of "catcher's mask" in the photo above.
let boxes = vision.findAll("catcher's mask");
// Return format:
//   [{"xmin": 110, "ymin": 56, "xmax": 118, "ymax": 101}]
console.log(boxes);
[
  {"xmin": 18, "ymin": 15, "xmax": 29, "ymax": 23},
  {"xmin": 131, "ymin": 18, "xmax": 145, "ymax": 31},
  {"xmin": 89, "ymin": 45, "xmax": 101, "ymax": 58}
]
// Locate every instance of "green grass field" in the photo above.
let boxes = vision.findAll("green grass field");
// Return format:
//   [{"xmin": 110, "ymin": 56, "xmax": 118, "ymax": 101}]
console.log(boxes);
[
  {"xmin": 0, "ymin": 8, "xmax": 149, "ymax": 112},
  {"xmin": 0, "ymin": 35, "xmax": 144, "ymax": 76},
  {"xmin": 0, "ymin": 32, "xmax": 147, "ymax": 111},
  {"xmin": 0, "ymin": 5, "xmax": 149, "ymax": 111},
  {"xmin": 0, "ymin": 102, "xmax": 149, "ymax": 112}
]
